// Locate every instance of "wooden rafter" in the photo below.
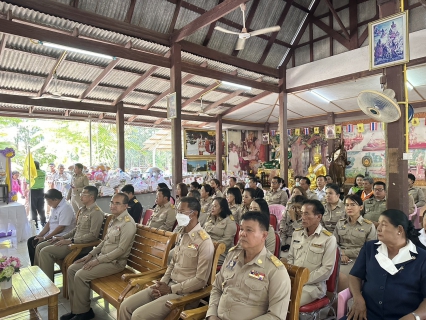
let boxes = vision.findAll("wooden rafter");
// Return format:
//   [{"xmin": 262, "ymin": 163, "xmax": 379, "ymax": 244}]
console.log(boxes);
[
  {"xmin": 203, "ymin": 89, "xmax": 244, "ymax": 112},
  {"xmin": 323, "ymin": 0, "xmax": 350, "ymax": 40},
  {"xmin": 282, "ymin": 0, "xmax": 321, "ymax": 67},
  {"xmin": 182, "ymin": 82, "xmax": 221, "ymax": 108},
  {"xmin": 79, "ymin": 58, "xmax": 120, "ymax": 99},
  {"xmin": 231, "ymin": 0, "xmax": 259, "ymax": 56},
  {"xmin": 37, "ymin": 51, "xmax": 67, "ymax": 97},
  {"xmin": 71, "ymin": 0, "xmax": 78, "ymax": 8},
  {"xmin": 168, "ymin": 0, "xmax": 183, "ymax": 33},
  {"xmin": 124, "ymin": 0, "xmax": 137, "ymax": 24},
  {"xmin": 202, "ymin": 0, "xmax": 224, "ymax": 47},
  {"xmin": 0, "ymin": 34, "xmax": 9, "ymax": 63},
  {"xmin": 348, "ymin": 0, "xmax": 358, "ymax": 49},
  {"xmin": 257, "ymin": 0, "xmax": 294, "ymax": 64},
  {"xmin": 222, "ymin": 91, "xmax": 271, "ymax": 116},
  {"xmin": 171, "ymin": 0, "xmax": 247, "ymax": 43},
  {"xmin": 312, "ymin": 18, "xmax": 350, "ymax": 50}
]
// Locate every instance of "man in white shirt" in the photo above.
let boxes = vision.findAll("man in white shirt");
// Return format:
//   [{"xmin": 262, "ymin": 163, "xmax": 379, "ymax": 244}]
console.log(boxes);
[
  {"xmin": 315, "ymin": 175, "xmax": 327, "ymax": 201},
  {"xmin": 27, "ymin": 188, "xmax": 76, "ymax": 266}
]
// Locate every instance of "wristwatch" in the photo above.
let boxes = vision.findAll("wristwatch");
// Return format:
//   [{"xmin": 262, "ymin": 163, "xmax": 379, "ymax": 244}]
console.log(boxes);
[{"xmin": 412, "ymin": 312, "xmax": 420, "ymax": 320}]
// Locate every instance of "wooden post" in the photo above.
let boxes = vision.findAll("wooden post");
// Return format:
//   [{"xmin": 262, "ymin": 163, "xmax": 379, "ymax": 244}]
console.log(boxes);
[
  {"xmin": 327, "ymin": 112, "xmax": 335, "ymax": 157},
  {"xmin": 170, "ymin": 43, "xmax": 182, "ymax": 195},
  {"xmin": 278, "ymin": 66, "xmax": 288, "ymax": 183},
  {"xmin": 116, "ymin": 101, "xmax": 125, "ymax": 170},
  {"xmin": 378, "ymin": 0, "xmax": 408, "ymax": 214},
  {"xmin": 264, "ymin": 122, "xmax": 270, "ymax": 162},
  {"xmin": 216, "ymin": 115, "xmax": 223, "ymax": 184}
]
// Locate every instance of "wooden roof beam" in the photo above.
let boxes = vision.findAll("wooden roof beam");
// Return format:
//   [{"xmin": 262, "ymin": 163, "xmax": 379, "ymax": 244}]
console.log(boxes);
[
  {"xmin": 171, "ymin": 0, "xmax": 248, "ymax": 43},
  {"xmin": 124, "ymin": 0, "xmax": 137, "ymax": 23},
  {"xmin": 258, "ymin": 0, "xmax": 294, "ymax": 64},
  {"xmin": 0, "ymin": 34, "xmax": 8, "ymax": 63},
  {"xmin": 202, "ymin": 0, "xmax": 224, "ymax": 47},
  {"xmin": 221, "ymin": 91, "xmax": 271, "ymax": 116},
  {"xmin": 168, "ymin": 0, "xmax": 183, "ymax": 33},
  {"xmin": 324, "ymin": 0, "xmax": 350, "ymax": 40},
  {"xmin": 312, "ymin": 18, "xmax": 350, "ymax": 50},
  {"xmin": 203, "ymin": 89, "xmax": 244, "ymax": 112}
]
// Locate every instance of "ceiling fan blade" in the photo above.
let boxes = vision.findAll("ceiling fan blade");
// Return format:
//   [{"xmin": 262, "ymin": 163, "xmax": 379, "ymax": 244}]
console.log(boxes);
[
  {"xmin": 235, "ymin": 37, "xmax": 246, "ymax": 51},
  {"xmin": 249, "ymin": 26, "xmax": 280, "ymax": 37},
  {"xmin": 214, "ymin": 26, "xmax": 241, "ymax": 35}
]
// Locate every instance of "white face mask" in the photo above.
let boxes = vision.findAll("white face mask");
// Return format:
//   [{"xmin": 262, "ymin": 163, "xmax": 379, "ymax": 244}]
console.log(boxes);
[
  {"xmin": 176, "ymin": 213, "xmax": 191, "ymax": 227},
  {"xmin": 295, "ymin": 182, "xmax": 300, "ymax": 187}
]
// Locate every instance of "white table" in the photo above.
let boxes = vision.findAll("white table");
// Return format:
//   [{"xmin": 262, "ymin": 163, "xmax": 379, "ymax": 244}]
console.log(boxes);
[{"xmin": 0, "ymin": 202, "xmax": 30, "ymax": 242}]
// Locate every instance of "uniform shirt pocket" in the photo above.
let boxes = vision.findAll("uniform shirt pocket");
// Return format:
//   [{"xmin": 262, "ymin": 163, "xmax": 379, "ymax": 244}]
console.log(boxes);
[
  {"xmin": 181, "ymin": 248, "xmax": 198, "ymax": 268},
  {"xmin": 244, "ymin": 278, "xmax": 268, "ymax": 305},
  {"xmin": 306, "ymin": 245, "xmax": 324, "ymax": 265}
]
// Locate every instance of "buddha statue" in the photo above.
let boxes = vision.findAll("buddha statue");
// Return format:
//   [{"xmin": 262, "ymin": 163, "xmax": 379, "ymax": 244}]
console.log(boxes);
[
  {"xmin": 307, "ymin": 165, "xmax": 317, "ymax": 190},
  {"xmin": 311, "ymin": 152, "xmax": 327, "ymax": 179}
]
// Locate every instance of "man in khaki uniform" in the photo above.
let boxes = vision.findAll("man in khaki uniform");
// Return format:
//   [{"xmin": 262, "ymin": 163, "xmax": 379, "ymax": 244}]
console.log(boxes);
[
  {"xmin": 300, "ymin": 177, "xmax": 319, "ymax": 200},
  {"xmin": 148, "ymin": 187, "xmax": 176, "ymax": 231},
  {"xmin": 408, "ymin": 173, "xmax": 426, "ymax": 208},
  {"xmin": 39, "ymin": 186, "xmax": 104, "ymax": 281},
  {"xmin": 67, "ymin": 163, "xmax": 89, "ymax": 214},
  {"xmin": 206, "ymin": 211, "xmax": 291, "ymax": 320},
  {"xmin": 322, "ymin": 184, "xmax": 345, "ymax": 233},
  {"xmin": 265, "ymin": 176, "xmax": 288, "ymax": 206},
  {"xmin": 363, "ymin": 181, "xmax": 387, "ymax": 227},
  {"xmin": 61, "ymin": 193, "xmax": 136, "ymax": 320},
  {"xmin": 287, "ymin": 199, "xmax": 337, "ymax": 306},
  {"xmin": 119, "ymin": 197, "xmax": 214, "ymax": 320}
]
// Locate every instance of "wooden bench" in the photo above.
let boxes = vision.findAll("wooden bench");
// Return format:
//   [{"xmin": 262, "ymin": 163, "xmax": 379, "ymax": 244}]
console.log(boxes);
[
  {"xmin": 180, "ymin": 261, "xmax": 309, "ymax": 320},
  {"xmin": 59, "ymin": 213, "xmax": 113, "ymax": 298},
  {"xmin": 89, "ymin": 225, "xmax": 177, "ymax": 310}
]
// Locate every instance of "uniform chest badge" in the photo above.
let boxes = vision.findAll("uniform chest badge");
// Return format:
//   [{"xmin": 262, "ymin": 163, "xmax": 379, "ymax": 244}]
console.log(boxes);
[
  {"xmin": 188, "ymin": 243, "xmax": 198, "ymax": 250},
  {"xmin": 227, "ymin": 257, "xmax": 238, "ymax": 269},
  {"xmin": 249, "ymin": 270, "xmax": 265, "ymax": 280},
  {"xmin": 312, "ymin": 243, "xmax": 323, "ymax": 248},
  {"xmin": 357, "ymin": 228, "xmax": 365, "ymax": 232}
]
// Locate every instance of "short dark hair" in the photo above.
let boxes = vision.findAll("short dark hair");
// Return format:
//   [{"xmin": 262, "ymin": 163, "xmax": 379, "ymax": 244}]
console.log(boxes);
[
  {"xmin": 180, "ymin": 196, "xmax": 201, "ymax": 218},
  {"xmin": 249, "ymin": 177, "xmax": 258, "ymax": 184},
  {"xmin": 84, "ymin": 185, "xmax": 98, "ymax": 200},
  {"xmin": 300, "ymin": 177, "xmax": 311, "ymax": 185},
  {"xmin": 292, "ymin": 195, "xmax": 306, "ymax": 204},
  {"xmin": 253, "ymin": 198, "xmax": 270, "ymax": 217},
  {"xmin": 121, "ymin": 184, "xmax": 135, "ymax": 194},
  {"xmin": 344, "ymin": 194, "xmax": 363, "ymax": 206},
  {"xmin": 241, "ymin": 211, "xmax": 269, "ymax": 231},
  {"xmin": 381, "ymin": 209, "xmax": 418, "ymax": 242},
  {"xmin": 244, "ymin": 188, "xmax": 256, "ymax": 199},
  {"xmin": 325, "ymin": 174, "xmax": 332, "ymax": 180},
  {"xmin": 408, "ymin": 173, "xmax": 416, "ymax": 182},
  {"xmin": 158, "ymin": 187, "xmax": 171, "ymax": 200},
  {"xmin": 190, "ymin": 181, "xmax": 201, "ymax": 189},
  {"xmin": 227, "ymin": 187, "xmax": 242, "ymax": 204},
  {"xmin": 34, "ymin": 161, "xmax": 40, "ymax": 170},
  {"xmin": 236, "ymin": 182, "xmax": 245, "ymax": 192},
  {"xmin": 115, "ymin": 192, "xmax": 129, "ymax": 204},
  {"xmin": 44, "ymin": 188, "xmax": 63, "ymax": 200},
  {"xmin": 229, "ymin": 177, "xmax": 237, "ymax": 183},
  {"xmin": 201, "ymin": 184, "xmax": 213, "ymax": 196},
  {"xmin": 317, "ymin": 175, "xmax": 326, "ymax": 181},
  {"xmin": 325, "ymin": 183, "xmax": 340, "ymax": 196},
  {"xmin": 213, "ymin": 197, "xmax": 232, "ymax": 219},
  {"xmin": 272, "ymin": 176, "xmax": 281, "ymax": 183},
  {"xmin": 373, "ymin": 181, "xmax": 386, "ymax": 191},
  {"xmin": 75, "ymin": 163, "xmax": 83, "ymax": 170},
  {"xmin": 187, "ymin": 189, "xmax": 201, "ymax": 202},
  {"xmin": 302, "ymin": 199, "xmax": 325, "ymax": 216},
  {"xmin": 211, "ymin": 179, "xmax": 221, "ymax": 187},
  {"xmin": 157, "ymin": 183, "xmax": 169, "ymax": 190},
  {"xmin": 177, "ymin": 182, "xmax": 188, "ymax": 197}
]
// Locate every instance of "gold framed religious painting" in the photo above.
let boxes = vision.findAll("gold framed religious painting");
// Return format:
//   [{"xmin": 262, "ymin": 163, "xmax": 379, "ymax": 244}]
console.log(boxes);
[
  {"xmin": 186, "ymin": 158, "xmax": 227, "ymax": 173},
  {"xmin": 184, "ymin": 129, "xmax": 227, "ymax": 158},
  {"xmin": 369, "ymin": 11, "xmax": 409, "ymax": 70}
]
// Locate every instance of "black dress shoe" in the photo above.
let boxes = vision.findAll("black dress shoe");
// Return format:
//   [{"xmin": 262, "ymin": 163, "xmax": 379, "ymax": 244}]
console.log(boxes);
[
  {"xmin": 70, "ymin": 308, "xmax": 95, "ymax": 320},
  {"xmin": 60, "ymin": 312, "xmax": 75, "ymax": 320}
]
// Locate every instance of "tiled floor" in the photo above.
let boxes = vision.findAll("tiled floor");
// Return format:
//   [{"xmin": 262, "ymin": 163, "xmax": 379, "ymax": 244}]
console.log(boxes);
[{"xmin": 0, "ymin": 236, "xmax": 117, "ymax": 320}]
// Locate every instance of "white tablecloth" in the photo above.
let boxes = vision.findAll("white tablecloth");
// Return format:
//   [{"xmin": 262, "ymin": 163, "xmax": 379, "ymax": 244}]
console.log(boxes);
[{"xmin": 0, "ymin": 202, "xmax": 30, "ymax": 242}]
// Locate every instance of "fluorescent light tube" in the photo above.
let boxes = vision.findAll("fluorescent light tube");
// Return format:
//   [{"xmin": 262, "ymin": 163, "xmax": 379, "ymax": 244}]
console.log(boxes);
[
  {"xmin": 221, "ymin": 81, "xmax": 251, "ymax": 91},
  {"xmin": 39, "ymin": 41, "xmax": 116, "ymax": 60},
  {"xmin": 406, "ymin": 81, "xmax": 413, "ymax": 90},
  {"xmin": 310, "ymin": 90, "xmax": 330, "ymax": 102}
]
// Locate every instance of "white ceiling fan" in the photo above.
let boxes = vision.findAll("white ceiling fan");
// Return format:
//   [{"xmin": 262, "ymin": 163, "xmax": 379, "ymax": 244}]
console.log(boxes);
[
  {"xmin": 214, "ymin": 3, "xmax": 281, "ymax": 51},
  {"xmin": 31, "ymin": 73, "xmax": 81, "ymax": 102}
]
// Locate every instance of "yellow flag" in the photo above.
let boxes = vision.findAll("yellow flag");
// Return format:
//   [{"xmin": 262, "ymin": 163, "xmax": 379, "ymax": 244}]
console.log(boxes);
[
  {"xmin": 314, "ymin": 127, "xmax": 319, "ymax": 134},
  {"xmin": 357, "ymin": 123, "xmax": 364, "ymax": 133},
  {"xmin": 412, "ymin": 118, "xmax": 420, "ymax": 126},
  {"xmin": 23, "ymin": 152, "xmax": 37, "ymax": 188},
  {"xmin": 295, "ymin": 128, "xmax": 300, "ymax": 136},
  {"xmin": 335, "ymin": 125, "xmax": 342, "ymax": 134}
]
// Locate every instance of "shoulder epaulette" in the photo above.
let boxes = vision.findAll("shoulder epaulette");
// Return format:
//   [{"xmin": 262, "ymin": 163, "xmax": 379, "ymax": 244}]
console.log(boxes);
[
  {"xmin": 95, "ymin": 206, "xmax": 100, "ymax": 211},
  {"xmin": 229, "ymin": 215, "xmax": 235, "ymax": 221},
  {"xmin": 171, "ymin": 204, "xmax": 175, "ymax": 209},
  {"xmin": 198, "ymin": 229, "xmax": 209, "ymax": 240},
  {"xmin": 295, "ymin": 227, "xmax": 303, "ymax": 231},
  {"xmin": 364, "ymin": 219, "xmax": 372, "ymax": 224},
  {"xmin": 228, "ymin": 245, "xmax": 237, "ymax": 252},
  {"xmin": 125, "ymin": 216, "xmax": 131, "ymax": 222},
  {"xmin": 339, "ymin": 217, "xmax": 346, "ymax": 221},
  {"xmin": 322, "ymin": 229, "xmax": 332, "ymax": 236},
  {"xmin": 269, "ymin": 254, "xmax": 283, "ymax": 268},
  {"xmin": 134, "ymin": 199, "xmax": 139, "ymax": 203}
]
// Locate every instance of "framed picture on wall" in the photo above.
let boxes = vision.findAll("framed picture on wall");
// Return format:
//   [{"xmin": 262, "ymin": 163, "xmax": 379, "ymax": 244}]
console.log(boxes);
[
  {"xmin": 186, "ymin": 158, "xmax": 227, "ymax": 173},
  {"xmin": 184, "ymin": 129, "xmax": 227, "ymax": 158},
  {"xmin": 167, "ymin": 92, "xmax": 177, "ymax": 119},
  {"xmin": 369, "ymin": 11, "xmax": 409, "ymax": 70},
  {"xmin": 325, "ymin": 125, "xmax": 336, "ymax": 139},
  {"xmin": 262, "ymin": 132, "xmax": 269, "ymax": 145}
]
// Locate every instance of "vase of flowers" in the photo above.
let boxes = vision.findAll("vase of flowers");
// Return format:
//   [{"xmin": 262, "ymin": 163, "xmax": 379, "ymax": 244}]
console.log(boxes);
[{"xmin": 0, "ymin": 253, "xmax": 21, "ymax": 290}]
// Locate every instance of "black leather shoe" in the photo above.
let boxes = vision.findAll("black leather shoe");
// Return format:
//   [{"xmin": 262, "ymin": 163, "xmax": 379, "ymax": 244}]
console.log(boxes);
[
  {"xmin": 60, "ymin": 312, "xmax": 75, "ymax": 320},
  {"xmin": 70, "ymin": 308, "xmax": 95, "ymax": 320}
]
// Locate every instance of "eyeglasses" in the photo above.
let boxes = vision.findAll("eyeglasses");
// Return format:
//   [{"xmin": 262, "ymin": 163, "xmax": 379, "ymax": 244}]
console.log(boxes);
[{"xmin": 373, "ymin": 188, "xmax": 385, "ymax": 192}]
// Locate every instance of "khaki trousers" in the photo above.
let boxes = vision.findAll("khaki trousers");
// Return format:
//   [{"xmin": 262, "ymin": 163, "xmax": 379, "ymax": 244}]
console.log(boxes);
[
  {"xmin": 70, "ymin": 194, "xmax": 83, "ymax": 215},
  {"xmin": 38, "ymin": 244, "xmax": 72, "ymax": 282},
  {"xmin": 34, "ymin": 240, "xmax": 54, "ymax": 266},
  {"xmin": 68, "ymin": 261, "xmax": 123, "ymax": 314}
]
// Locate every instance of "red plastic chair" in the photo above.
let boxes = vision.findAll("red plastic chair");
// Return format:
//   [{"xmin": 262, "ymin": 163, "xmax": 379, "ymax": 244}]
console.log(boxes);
[
  {"xmin": 269, "ymin": 214, "xmax": 278, "ymax": 231},
  {"xmin": 299, "ymin": 247, "xmax": 341, "ymax": 320},
  {"xmin": 234, "ymin": 223, "xmax": 240, "ymax": 245},
  {"xmin": 274, "ymin": 232, "xmax": 280, "ymax": 257},
  {"xmin": 142, "ymin": 209, "xmax": 154, "ymax": 225}
]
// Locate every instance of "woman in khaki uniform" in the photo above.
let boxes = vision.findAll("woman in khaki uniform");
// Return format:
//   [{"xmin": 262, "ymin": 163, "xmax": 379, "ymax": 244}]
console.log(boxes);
[
  {"xmin": 334, "ymin": 194, "xmax": 377, "ymax": 291},
  {"xmin": 226, "ymin": 187, "xmax": 242, "ymax": 224},
  {"xmin": 279, "ymin": 195, "xmax": 306, "ymax": 252},
  {"xmin": 199, "ymin": 184, "xmax": 213, "ymax": 227},
  {"xmin": 249, "ymin": 198, "xmax": 276, "ymax": 254},
  {"xmin": 204, "ymin": 197, "xmax": 237, "ymax": 264}
]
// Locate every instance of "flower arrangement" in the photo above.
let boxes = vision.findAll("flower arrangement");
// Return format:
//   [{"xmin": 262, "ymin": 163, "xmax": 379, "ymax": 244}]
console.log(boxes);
[{"xmin": 0, "ymin": 253, "xmax": 21, "ymax": 282}]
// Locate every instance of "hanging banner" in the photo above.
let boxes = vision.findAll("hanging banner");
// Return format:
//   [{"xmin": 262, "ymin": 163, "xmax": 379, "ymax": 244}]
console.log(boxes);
[
  {"xmin": 357, "ymin": 123, "xmax": 364, "ymax": 133},
  {"xmin": 314, "ymin": 127, "xmax": 320, "ymax": 134},
  {"xmin": 295, "ymin": 128, "xmax": 300, "ymax": 136},
  {"xmin": 335, "ymin": 125, "xmax": 342, "ymax": 134}
]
